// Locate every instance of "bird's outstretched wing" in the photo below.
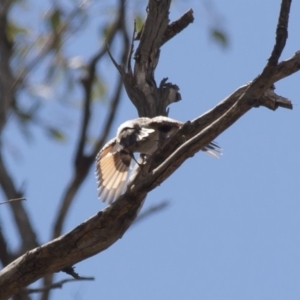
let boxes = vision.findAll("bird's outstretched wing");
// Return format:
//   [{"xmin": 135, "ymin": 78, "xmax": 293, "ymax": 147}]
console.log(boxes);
[{"xmin": 95, "ymin": 138, "xmax": 131, "ymax": 204}]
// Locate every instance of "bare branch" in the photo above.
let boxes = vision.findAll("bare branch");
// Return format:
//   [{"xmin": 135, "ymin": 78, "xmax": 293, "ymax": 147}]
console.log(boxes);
[
  {"xmin": 0, "ymin": 1, "xmax": 15, "ymax": 134},
  {"xmin": 161, "ymin": 9, "xmax": 194, "ymax": 45},
  {"xmin": 0, "ymin": 80, "xmax": 296, "ymax": 299},
  {"xmin": 75, "ymin": 14, "xmax": 124, "ymax": 166},
  {"xmin": 129, "ymin": 87, "xmax": 293, "ymax": 193},
  {"xmin": 45, "ymin": 2, "xmax": 130, "ymax": 299},
  {"xmin": 105, "ymin": 41, "xmax": 123, "ymax": 73},
  {"xmin": 60, "ymin": 266, "xmax": 81, "ymax": 279},
  {"xmin": 52, "ymin": 0, "xmax": 129, "ymax": 241},
  {"xmin": 268, "ymin": 0, "xmax": 291, "ymax": 65},
  {"xmin": 273, "ymin": 51, "xmax": 300, "ymax": 82},
  {"xmin": 119, "ymin": 0, "xmax": 191, "ymax": 117},
  {"xmin": 0, "ymin": 192, "xmax": 146, "ymax": 300},
  {"xmin": 0, "ymin": 153, "xmax": 38, "ymax": 252},
  {"xmin": 127, "ymin": 20, "xmax": 136, "ymax": 74},
  {"xmin": 135, "ymin": 9, "xmax": 194, "ymax": 46},
  {"xmin": 0, "ymin": 197, "xmax": 26, "ymax": 206},
  {"xmin": 26, "ymin": 277, "xmax": 94, "ymax": 294},
  {"xmin": 12, "ymin": 2, "xmax": 88, "ymax": 91},
  {"xmin": 0, "ymin": 1, "xmax": 298, "ymax": 299},
  {"xmin": 133, "ymin": 200, "xmax": 170, "ymax": 225},
  {"xmin": 0, "ymin": 226, "xmax": 12, "ymax": 266}
]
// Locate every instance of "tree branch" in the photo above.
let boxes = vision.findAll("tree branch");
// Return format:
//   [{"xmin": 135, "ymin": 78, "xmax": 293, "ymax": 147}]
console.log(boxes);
[
  {"xmin": 0, "ymin": 226, "xmax": 12, "ymax": 266},
  {"xmin": 133, "ymin": 200, "xmax": 170, "ymax": 225},
  {"xmin": 268, "ymin": 0, "xmax": 291, "ymax": 66},
  {"xmin": 122, "ymin": 0, "xmax": 184, "ymax": 117},
  {"xmin": 161, "ymin": 9, "xmax": 194, "ymax": 45},
  {"xmin": 0, "ymin": 192, "xmax": 146, "ymax": 300},
  {"xmin": 0, "ymin": 1, "xmax": 298, "ymax": 299},
  {"xmin": 0, "ymin": 1, "xmax": 15, "ymax": 134},
  {"xmin": 0, "ymin": 153, "xmax": 39, "ymax": 253},
  {"xmin": 52, "ymin": 0, "xmax": 129, "ymax": 240},
  {"xmin": 0, "ymin": 76, "xmax": 294, "ymax": 298},
  {"xmin": 43, "ymin": 1, "xmax": 130, "ymax": 299},
  {"xmin": 25, "ymin": 277, "xmax": 94, "ymax": 294}
]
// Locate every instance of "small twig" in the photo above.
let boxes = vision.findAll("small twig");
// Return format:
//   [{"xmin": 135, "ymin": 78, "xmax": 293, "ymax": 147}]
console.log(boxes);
[
  {"xmin": 91, "ymin": 76, "xmax": 124, "ymax": 158},
  {"xmin": 60, "ymin": 266, "xmax": 80, "ymax": 279},
  {"xmin": 127, "ymin": 20, "xmax": 137, "ymax": 73},
  {"xmin": 75, "ymin": 25, "xmax": 124, "ymax": 166},
  {"xmin": 273, "ymin": 51, "xmax": 300, "ymax": 83},
  {"xmin": 11, "ymin": 2, "xmax": 87, "ymax": 91},
  {"xmin": 0, "ymin": 226, "xmax": 12, "ymax": 266},
  {"xmin": 52, "ymin": 12, "xmax": 129, "ymax": 241},
  {"xmin": 0, "ymin": 197, "xmax": 26, "ymax": 205},
  {"xmin": 268, "ymin": 0, "xmax": 291, "ymax": 66},
  {"xmin": 161, "ymin": 9, "xmax": 194, "ymax": 45},
  {"xmin": 133, "ymin": 200, "xmax": 170, "ymax": 225},
  {"xmin": 26, "ymin": 277, "xmax": 94, "ymax": 294},
  {"xmin": 135, "ymin": 9, "xmax": 194, "ymax": 46},
  {"xmin": 0, "ymin": 153, "xmax": 38, "ymax": 250},
  {"xmin": 105, "ymin": 41, "xmax": 122, "ymax": 74}
]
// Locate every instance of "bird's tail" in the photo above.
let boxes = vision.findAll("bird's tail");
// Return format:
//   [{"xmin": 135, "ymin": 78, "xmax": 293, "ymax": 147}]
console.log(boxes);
[{"xmin": 202, "ymin": 142, "xmax": 222, "ymax": 159}]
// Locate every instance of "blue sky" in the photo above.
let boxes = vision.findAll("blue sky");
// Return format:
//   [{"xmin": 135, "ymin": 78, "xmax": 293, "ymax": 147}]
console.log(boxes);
[{"xmin": 1, "ymin": 1, "xmax": 300, "ymax": 299}]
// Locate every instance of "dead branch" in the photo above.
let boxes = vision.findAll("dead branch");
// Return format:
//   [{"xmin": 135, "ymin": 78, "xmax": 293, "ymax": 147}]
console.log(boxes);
[
  {"xmin": 0, "ymin": 154, "xmax": 39, "ymax": 253},
  {"xmin": 133, "ymin": 200, "xmax": 170, "ymax": 225},
  {"xmin": 0, "ymin": 73, "xmax": 296, "ymax": 299}
]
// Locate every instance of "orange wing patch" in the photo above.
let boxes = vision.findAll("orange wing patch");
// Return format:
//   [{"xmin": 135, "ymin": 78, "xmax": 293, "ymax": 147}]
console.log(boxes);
[{"xmin": 96, "ymin": 139, "xmax": 130, "ymax": 203}]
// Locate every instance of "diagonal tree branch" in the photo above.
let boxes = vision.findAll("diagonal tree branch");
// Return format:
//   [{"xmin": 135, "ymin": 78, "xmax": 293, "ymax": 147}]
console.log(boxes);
[
  {"xmin": 0, "ymin": 226, "xmax": 12, "ymax": 266},
  {"xmin": 26, "ymin": 277, "xmax": 94, "ymax": 295},
  {"xmin": 0, "ymin": 79, "xmax": 294, "ymax": 299},
  {"xmin": 0, "ymin": 1, "xmax": 15, "ymax": 135},
  {"xmin": 0, "ymin": 152, "xmax": 39, "ymax": 254}
]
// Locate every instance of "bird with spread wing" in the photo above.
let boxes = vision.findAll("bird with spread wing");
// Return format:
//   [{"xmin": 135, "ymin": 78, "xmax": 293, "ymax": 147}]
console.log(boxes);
[{"xmin": 95, "ymin": 116, "xmax": 221, "ymax": 204}]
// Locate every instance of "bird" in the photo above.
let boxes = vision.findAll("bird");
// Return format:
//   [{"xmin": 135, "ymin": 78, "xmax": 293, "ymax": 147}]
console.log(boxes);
[{"xmin": 95, "ymin": 116, "xmax": 221, "ymax": 204}]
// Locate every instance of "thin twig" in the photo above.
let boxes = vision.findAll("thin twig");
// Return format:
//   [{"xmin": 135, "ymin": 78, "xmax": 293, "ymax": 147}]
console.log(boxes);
[
  {"xmin": 12, "ymin": 2, "xmax": 87, "ymax": 91},
  {"xmin": 133, "ymin": 200, "xmax": 170, "ymax": 225},
  {"xmin": 0, "ymin": 197, "xmax": 26, "ymax": 205},
  {"xmin": 42, "ymin": 3, "xmax": 129, "ymax": 299},
  {"xmin": 75, "ymin": 1, "xmax": 126, "ymax": 164},
  {"xmin": 26, "ymin": 277, "xmax": 94, "ymax": 294},
  {"xmin": 105, "ymin": 41, "xmax": 122, "ymax": 74},
  {"xmin": 161, "ymin": 9, "xmax": 194, "ymax": 45},
  {"xmin": 0, "ymin": 226, "xmax": 12, "ymax": 266},
  {"xmin": 127, "ymin": 20, "xmax": 137, "ymax": 73},
  {"xmin": 91, "ymin": 76, "xmax": 124, "ymax": 158},
  {"xmin": 0, "ymin": 153, "xmax": 38, "ymax": 251}
]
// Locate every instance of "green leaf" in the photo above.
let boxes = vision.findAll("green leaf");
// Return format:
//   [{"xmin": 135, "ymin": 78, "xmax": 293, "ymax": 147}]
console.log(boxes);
[
  {"xmin": 102, "ymin": 23, "xmax": 114, "ymax": 40},
  {"xmin": 49, "ymin": 8, "xmax": 62, "ymax": 32},
  {"xmin": 6, "ymin": 21, "xmax": 28, "ymax": 42},
  {"xmin": 210, "ymin": 28, "xmax": 228, "ymax": 48},
  {"xmin": 92, "ymin": 75, "xmax": 107, "ymax": 101},
  {"xmin": 47, "ymin": 127, "xmax": 66, "ymax": 141},
  {"xmin": 135, "ymin": 14, "xmax": 144, "ymax": 32}
]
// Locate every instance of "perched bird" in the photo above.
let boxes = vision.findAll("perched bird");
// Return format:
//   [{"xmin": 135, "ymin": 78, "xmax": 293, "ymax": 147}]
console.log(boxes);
[{"xmin": 95, "ymin": 116, "xmax": 221, "ymax": 204}]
